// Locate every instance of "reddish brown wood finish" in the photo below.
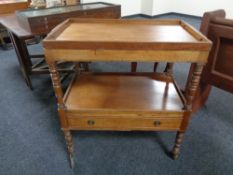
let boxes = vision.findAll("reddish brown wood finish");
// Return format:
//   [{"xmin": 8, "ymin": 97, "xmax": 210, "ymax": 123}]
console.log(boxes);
[
  {"xmin": 44, "ymin": 19, "xmax": 211, "ymax": 167},
  {"xmin": 44, "ymin": 18, "xmax": 210, "ymax": 51}
]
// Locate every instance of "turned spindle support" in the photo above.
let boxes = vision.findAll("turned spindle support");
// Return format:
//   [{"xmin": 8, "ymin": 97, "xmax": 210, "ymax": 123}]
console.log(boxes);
[
  {"xmin": 172, "ymin": 132, "xmax": 184, "ymax": 159},
  {"xmin": 131, "ymin": 62, "xmax": 137, "ymax": 72},
  {"xmin": 48, "ymin": 61, "xmax": 75, "ymax": 168},
  {"xmin": 153, "ymin": 62, "xmax": 159, "ymax": 72},
  {"xmin": 172, "ymin": 63, "xmax": 204, "ymax": 159},
  {"xmin": 185, "ymin": 63, "xmax": 204, "ymax": 110},
  {"xmin": 164, "ymin": 62, "xmax": 174, "ymax": 75},
  {"xmin": 64, "ymin": 130, "xmax": 75, "ymax": 168}
]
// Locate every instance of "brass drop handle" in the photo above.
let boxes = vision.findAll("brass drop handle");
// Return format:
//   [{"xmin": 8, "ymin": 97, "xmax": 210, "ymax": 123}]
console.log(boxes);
[
  {"xmin": 87, "ymin": 120, "xmax": 95, "ymax": 126},
  {"xmin": 154, "ymin": 120, "xmax": 161, "ymax": 126}
]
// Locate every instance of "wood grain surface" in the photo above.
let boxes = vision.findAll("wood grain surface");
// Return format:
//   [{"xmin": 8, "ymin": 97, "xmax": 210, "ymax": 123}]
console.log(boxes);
[
  {"xmin": 43, "ymin": 18, "xmax": 211, "ymax": 51},
  {"xmin": 64, "ymin": 73, "xmax": 184, "ymax": 112},
  {"xmin": 44, "ymin": 18, "xmax": 212, "ymax": 164}
]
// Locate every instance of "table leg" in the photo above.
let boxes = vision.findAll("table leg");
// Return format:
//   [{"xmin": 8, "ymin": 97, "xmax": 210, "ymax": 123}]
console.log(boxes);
[
  {"xmin": 172, "ymin": 63, "xmax": 204, "ymax": 159},
  {"xmin": 153, "ymin": 62, "xmax": 159, "ymax": 72},
  {"xmin": 185, "ymin": 63, "xmax": 205, "ymax": 110},
  {"xmin": 172, "ymin": 132, "xmax": 184, "ymax": 159},
  {"xmin": 164, "ymin": 63, "xmax": 174, "ymax": 75},
  {"xmin": 131, "ymin": 62, "xmax": 137, "ymax": 72},
  {"xmin": 186, "ymin": 64, "xmax": 212, "ymax": 112},
  {"xmin": 192, "ymin": 83, "xmax": 212, "ymax": 112},
  {"xmin": 79, "ymin": 62, "xmax": 89, "ymax": 72},
  {"xmin": 64, "ymin": 130, "xmax": 75, "ymax": 169},
  {"xmin": 8, "ymin": 32, "xmax": 33, "ymax": 89},
  {"xmin": 48, "ymin": 61, "xmax": 75, "ymax": 168}
]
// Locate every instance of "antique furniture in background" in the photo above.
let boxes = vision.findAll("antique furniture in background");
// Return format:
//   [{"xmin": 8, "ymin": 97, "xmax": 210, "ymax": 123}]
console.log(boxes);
[
  {"xmin": 29, "ymin": 0, "xmax": 46, "ymax": 8},
  {"xmin": 16, "ymin": 2, "xmax": 120, "ymax": 33},
  {"xmin": 45, "ymin": 0, "xmax": 80, "ymax": 8},
  {"xmin": 190, "ymin": 9, "xmax": 233, "ymax": 111},
  {"xmin": 0, "ymin": 24, "xmax": 11, "ymax": 49},
  {"xmin": 65, "ymin": 0, "xmax": 79, "ymax": 6},
  {"xmin": 0, "ymin": 2, "xmax": 121, "ymax": 89},
  {"xmin": 0, "ymin": 0, "xmax": 29, "ymax": 14},
  {"xmin": 0, "ymin": 0, "xmax": 29, "ymax": 49},
  {"xmin": 43, "ymin": 18, "xmax": 211, "ymax": 168}
]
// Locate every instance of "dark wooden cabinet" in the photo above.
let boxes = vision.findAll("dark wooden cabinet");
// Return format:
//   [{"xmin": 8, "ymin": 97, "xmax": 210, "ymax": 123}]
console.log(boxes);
[
  {"xmin": 16, "ymin": 2, "xmax": 121, "ymax": 34},
  {"xmin": 190, "ymin": 10, "xmax": 233, "ymax": 111},
  {"xmin": 202, "ymin": 19, "xmax": 233, "ymax": 93},
  {"xmin": 0, "ymin": 2, "xmax": 121, "ymax": 89}
]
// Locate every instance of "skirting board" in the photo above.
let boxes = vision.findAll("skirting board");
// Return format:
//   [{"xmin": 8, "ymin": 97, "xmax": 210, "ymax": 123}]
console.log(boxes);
[{"xmin": 123, "ymin": 12, "xmax": 202, "ymax": 20}]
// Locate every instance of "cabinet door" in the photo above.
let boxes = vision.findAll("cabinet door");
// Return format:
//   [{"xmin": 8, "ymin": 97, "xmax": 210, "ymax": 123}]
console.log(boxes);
[{"xmin": 202, "ymin": 23, "xmax": 233, "ymax": 93}]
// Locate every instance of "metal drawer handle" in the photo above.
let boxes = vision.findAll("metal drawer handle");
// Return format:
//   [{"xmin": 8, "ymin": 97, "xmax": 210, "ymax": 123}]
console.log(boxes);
[
  {"xmin": 87, "ymin": 120, "xmax": 95, "ymax": 126},
  {"xmin": 153, "ymin": 120, "xmax": 161, "ymax": 126}
]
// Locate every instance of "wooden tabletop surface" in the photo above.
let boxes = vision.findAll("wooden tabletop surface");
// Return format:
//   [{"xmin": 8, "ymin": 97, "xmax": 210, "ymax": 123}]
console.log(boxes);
[
  {"xmin": 44, "ymin": 18, "xmax": 211, "ymax": 51},
  {"xmin": 0, "ymin": 0, "xmax": 28, "ymax": 20},
  {"xmin": 0, "ymin": 13, "xmax": 33, "ymax": 38},
  {"xmin": 57, "ymin": 23, "xmax": 197, "ymax": 42}
]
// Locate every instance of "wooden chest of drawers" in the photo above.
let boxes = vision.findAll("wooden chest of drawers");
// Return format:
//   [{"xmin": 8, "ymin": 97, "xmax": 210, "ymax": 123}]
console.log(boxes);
[{"xmin": 16, "ymin": 2, "xmax": 121, "ymax": 34}]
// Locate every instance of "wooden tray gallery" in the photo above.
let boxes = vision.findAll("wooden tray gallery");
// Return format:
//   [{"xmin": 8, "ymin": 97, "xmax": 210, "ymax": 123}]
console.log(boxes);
[
  {"xmin": 44, "ymin": 18, "xmax": 211, "ymax": 63},
  {"xmin": 43, "ymin": 18, "xmax": 212, "ymax": 167}
]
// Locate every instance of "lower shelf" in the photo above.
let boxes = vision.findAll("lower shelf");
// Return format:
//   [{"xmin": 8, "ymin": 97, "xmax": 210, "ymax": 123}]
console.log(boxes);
[{"xmin": 63, "ymin": 72, "xmax": 185, "ymax": 131}]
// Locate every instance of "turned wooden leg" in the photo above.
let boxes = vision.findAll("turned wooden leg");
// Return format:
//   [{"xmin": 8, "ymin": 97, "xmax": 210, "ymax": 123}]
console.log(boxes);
[
  {"xmin": 79, "ymin": 62, "xmax": 89, "ymax": 72},
  {"xmin": 153, "ymin": 62, "xmax": 159, "ymax": 72},
  {"xmin": 49, "ymin": 62, "xmax": 75, "ymax": 168},
  {"xmin": 63, "ymin": 130, "xmax": 75, "ymax": 168},
  {"xmin": 83, "ymin": 62, "xmax": 89, "ymax": 71},
  {"xmin": 9, "ymin": 32, "xmax": 33, "ymax": 90},
  {"xmin": 131, "ymin": 62, "xmax": 137, "ymax": 72},
  {"xmin": 192, "ymin": 82, "xmax": 212, "ymax": 112},
  {"xmin": 172, "ymin": 132, "xmax": 184, "ymax": 159},
  {"xmin": 164, "ymin": 62, "xmax": 174, "ymax": 75}
]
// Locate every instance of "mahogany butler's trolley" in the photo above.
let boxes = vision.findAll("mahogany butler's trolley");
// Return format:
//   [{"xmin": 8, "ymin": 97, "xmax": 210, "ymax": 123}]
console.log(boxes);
[{"xmin": 43, "ymin": 18, "xmax": 212, "ymax": 168}]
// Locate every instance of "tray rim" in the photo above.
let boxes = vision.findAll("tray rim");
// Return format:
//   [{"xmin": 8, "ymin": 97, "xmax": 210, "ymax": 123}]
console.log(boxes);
[{"xmin": 43, "ymin": 18, "xmax": 212, "ymax": 51}]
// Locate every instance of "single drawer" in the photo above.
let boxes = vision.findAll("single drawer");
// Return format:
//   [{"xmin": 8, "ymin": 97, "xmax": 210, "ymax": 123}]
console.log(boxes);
[{"xmin": 67, "ymin": 116, "xmax": 182, "ymax": 131}]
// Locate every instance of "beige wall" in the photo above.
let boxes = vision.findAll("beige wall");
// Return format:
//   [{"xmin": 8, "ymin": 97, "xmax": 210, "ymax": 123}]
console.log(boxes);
[
  {"xmin": 167, "ymin": 0, "xmax": 233, "ymax": 18},
  {"xmin": 141, "ymin": 0, "xmax": 153, "ymax": 16},
  {"xmin": 151, "ymin": 0, "xmax": 233, "ymax": 18},
  {"xmin": 82, "ymin": 0, "xmax": 141, "ymax": 16}
]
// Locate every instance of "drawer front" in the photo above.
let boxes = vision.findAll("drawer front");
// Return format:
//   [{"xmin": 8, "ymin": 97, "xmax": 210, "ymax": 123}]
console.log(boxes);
[
  {"xmin": 67, "ymin": 116, "xmax": 182, "ymax": 131},
  {"xmin": 26, "ymin": 6, "xmax": 120, "ymax": 33},
  {"xmin": 81, "ymin": 7, "xmax": 121, "ymax": 19}
]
